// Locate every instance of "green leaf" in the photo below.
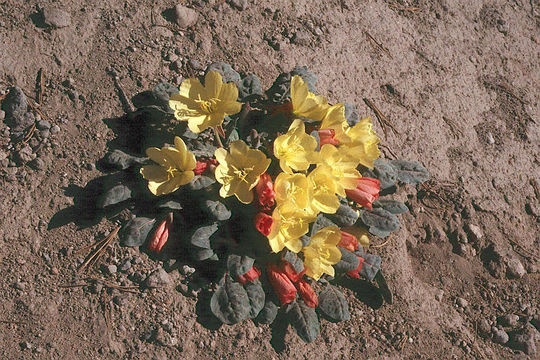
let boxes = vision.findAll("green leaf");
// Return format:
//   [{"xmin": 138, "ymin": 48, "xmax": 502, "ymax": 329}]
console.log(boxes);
[
  {"xmin": 202, "ymin": 200, "xmax": 231, "ymax": 221},
  {"xmin": 187, "ymin": 140, "xmax": 217, "ymax": 158},
  {"xmin": 360, "ymin": 208, "xmax": 400, "ymax": 238},
  {"xmin": 102, "ymin": 149, "xmax": 146, "ymax": 170},
  {"xmin": 120, "ymin": 217, "xmax": 156, "ymax": 247},
  {"xmin": 244, "ymin": 280, "xmax": 265, "ymax": 319},
  {"xmin": 206, "ymin": 62, "xmax": 241, "ymax": 86},
  {"xmin": 238, "ymin": 74, "xmax": 263, "ymax": 100},
  {"xmin": 256, "ymin": 300, "xmax": 278, "ymax": 324},
  {"xmin": 326, "ymin": 201, "xmax": 358, "ymax": 227},
  {"xmin": 388, "ymin": 159, "xmax": 430, "ymax": 185},
  {"xmin": 226, "ymin": 254, "xmax": 255, "ymax": 277},
  {"xmin": 373, "ymin": 159, "xmax": 398, "ymax": 190},
  {"xmin": 373, "ymin": 199, "xmax": 409, "ymax": 214},
  {"xmin": 334, "ymin": 248, "xmax": 360, "ymax": 273},
  {"xmin": 191, "ymin": 223, "xmax": 219, "ymax": 249},
  {"xmin": 283, "ymin": 251, "xmax": 304, "ymax": 274},
  {"xmin": 210, "ymin": 274, "xmax": 251, "ymax": 324},
  {"xmin": 356, "ymin": 251, "xmax": 382, "ymax": 281},
  {"xmin": 318, "ymin": 285, "xmax": 351, "ymax": 322},
  {"xmin": 97, "ymin": 184, "xmax": 132, "ymax": 208},
  {"xmin": 194, "ymin": 248, "xmax": 216, "ymax": 261},
  {"xmin": 188, "ymin": 175, "xmax": 215, "ymax": 190},
  {"xmin": 286, "ymin": 300, "xmax": 320, "ymax": 343},
  {"xmin": 310, "ymin": 215, "xmax": 337, "ymax": 237},
  {"xmin": 156, "ymin": 200, "xmax": 183, "ymax": 211}
]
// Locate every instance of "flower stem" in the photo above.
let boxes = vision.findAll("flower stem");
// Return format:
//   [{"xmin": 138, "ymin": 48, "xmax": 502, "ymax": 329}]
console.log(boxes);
[{"xmin": 213, "ymin": 127, "xmax": 224, "ymax": 148}]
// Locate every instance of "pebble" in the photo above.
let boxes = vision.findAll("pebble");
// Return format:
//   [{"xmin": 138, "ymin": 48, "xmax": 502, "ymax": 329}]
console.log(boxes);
[
  {"xmin": 492, "ymin": 328, "xmax": 509, "ymax": 344},
  {"xmin": 506, "ymin": 258, "xmax": 526, "ymax": 278},
  {"xmin": 107, "ymin": 264, "xmax": 117, "ymax": 274},
  {"xmin": 189, "ymin": 59, "xmax": 203, "ymax": 70},
  {"xmin": 2, "ymin": 87, "xmax": 27, "ymax": 125},
  {"xmin": 36, "ymin": 120, "xmax": 51, "ymax": 130},
  {"xmin": 0, "ymin": 110, "xmax": 5, "ymax": 120},
  {"xmin": 173, "ymin": 5, "xmax": 198, "ymax": 28},
  {"xmin": 50, "ymin": 125, "xmax": 60, "ymax": 134},
  {"xmin": 230, "ymin": 0, "xmax": 248, "ymax": 10},
  {"xmin": 477, "ymin": 319, "xmax": 491, "ymax": 338},
  {"xmin": 15, "ymin": 145, "xmax": 36, "ymax": 164},
  {"xmin": 510, "ymin": 325, "xmax": 537, "ymax": 355},
  {"xmin": 14, "ymin": 281, "xmax": 26, "ymax": 290},
  {"xmin": 465, "ymin": 224, "xmax": 483, "ymax": 242},
  {"xmin": 456, "ymin": 297, "xmax": 468, "ymax": 308},
  {"xmin": 85, "ymin": 162, "xmax": 96, "ymax": 171},
  {"xmin": 119, "ymin": 260, "xmax": 131, "ymax": 272},
  {"xmin": 499, "ymin": 314, "xmax": 519, "ymax": 327},
  {"xmin": 144, "ymin": 268, "xmax": 171, "ymax": 288},
  {"xmin": 181, "ymin": 265, "xmax": 195, "ymax": 276},
  {"xmin": 29, "ymin": 157, "xmax": 46, "ymax": 171},
  {"xmin": 40, "ymin": 129, "xmax": 50, "ymax": 139},
  {"xmin": 20, "ymin": 341, "xmax": 32, "ymax": 350},
  {"xmin": 487, "ymin": 132, "xmax": 495, "ymax": 144},
  {"xmin": 171, "ymin": 60, "xmax": 182, "ymax": 72},
  {"xmin": 42, "ymin": 7, "xmax": 71, "ymax": 28},
  {"xmin": 435, "ymin": 290, "xmax": 444, "ymax": 301}
]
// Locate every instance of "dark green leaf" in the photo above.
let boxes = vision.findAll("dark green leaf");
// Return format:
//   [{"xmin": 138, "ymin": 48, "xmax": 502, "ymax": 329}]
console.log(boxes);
[
  {"xmin": 373, "ymin": 199, "xmax": 409, "ymax": 214},
  {"xmin": 120, "ymin": 217, "xmax": 155, "ymax": 247},
  {"xmin": 373, "ymin": 159, "xmax": 398, "ymax": 190},
  {"xmin": 256, "ymin": 300, "xmax": 278, "ymax": 324},
  {"xmin": 102, "ymin": 149, "xmax": 146, "ymax": 170},
  {"xmin": 226, "ymin": 255, "xmax": 255, "ymax": 277},
  {"xmin": 97, "ymin": 184, "xmax": 132, "ymax": 208},
  {"xmin": 334, "ymin": 248, "xmax": 360, "ymax": 273},
  {"xmin": 318, "ymin": 285, "xmax": 351, "ymax": 322},
  {"xmin": 344, "ymin": 103, "xmax": 359, "ymax": 126},
  {"xmin": 311, "ymin": 215, "xmax": 337, "ymax": 237},
  {"xmin": 187, "ymin": 141, "xmax": 217, "ymax": 158},
  {"xmin": 360, "ymin": 208, "xmax": 400, "ymax": 238},
  {"xmin": 238, "ymin": 74, "xmax": 263, "ymax": 100},
  {"xmin": 357, "ymin": 252, "xmax": 382, "ymax": 281},
  {"xmin": 388, "ymin": 159, "xmax": 430, "ymax": 185},
  {"xmin": 210, "ymin": 275, "xmax": 251, "ymax": 324},
  {"xmin": 286, "ymin": 300, "xmax": 320, "ymax": 343},
  {"xmin": 157, "ymin": 200, "xmax": 183, "ymax": 211},
  {"xmin": 202, "ymin": 200, "xmax": 231, "ymax": 221},
  {"xmin": 244, "ymin": 280, "xmax": 265, "ymax": 319},
  {"xmin": 326, "ymin": 201, "xmax": 358, "ymax": 227},
  {"xmin": 283, "ymin": 251, "xmax": 304, "ymax": 274},
  {"xmin": 188, "ymin": 175, "xmax": 215, "ymax": 190},
  {"xmin": 194, "ymin": 248, "xmax": 215, "ymax": 261},
  {"xmin": 206, "ymin": 62, "xmax": 241, "ymax": 86},
  {"xmin": 191, "ymin": 223, "xmax": 219, "ymax": 249}
]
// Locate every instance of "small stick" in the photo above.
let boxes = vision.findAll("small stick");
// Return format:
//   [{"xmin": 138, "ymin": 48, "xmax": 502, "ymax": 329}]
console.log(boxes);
[
  {"xmin": 364, "ymin": 31, "xmax": 393, "ymax": 59},
  {"xmin": 213, "ymin": 127, "xmax": 224, "ymax": 148},
  {"xmin": 379, "ymin": 143, "xmax": 399, "ymax": 159},
  {"xmin": 371, "ymin": 236, "xmax": 391, "ymax": 248},
  {"xmin": 77, "ymin": 226, "xmax": 120, "ymax": 274},
  {"xmin": 388, "ymin": 4, "xmax": 422, "ymax": 12},
  {"xmin": 363, "ymin": 98, "xmax": 398, "ymax": 136},
  {"xmin": 37, "ymin": 68, "xmax": 44, "ymax": 104},
  {"xmin": 21, "ymin": 123, "xmax": 36, "ymax": 144},
  {"xmin": 111, "ymin": 75, "xmax": 135, "ymax": 114}
]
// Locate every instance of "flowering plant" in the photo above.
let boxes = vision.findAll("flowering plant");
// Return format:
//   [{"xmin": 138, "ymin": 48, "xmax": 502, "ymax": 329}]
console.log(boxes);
[{"xmin": 101, "ymin": 63, "xmax": 429, "ymax": 343}]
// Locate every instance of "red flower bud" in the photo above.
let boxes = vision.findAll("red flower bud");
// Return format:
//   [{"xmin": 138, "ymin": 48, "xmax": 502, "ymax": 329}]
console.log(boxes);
[
  {"xmin": 318, "ymin": 129, "xmax": 340, "ymax": 146},
  {"xmin": 237, "ymin": 266, "xmax": 261, "ymax": 284},
  {"xmin": 281, "ymin": 261, "xmax": 306, "ymax": 283},
  {"xmin": 338, "ymin": 231, "xmax": 359, "ymax": 252},
  {"xmin": 255, "ymin": 173, "xmax": 276, "ymax": 209},
  {"xmin": 296, "ymin": 279, "xmax": 318, "ymax": 308},
  {"xmin": 347, "ymin": 256, "xmax": 365, "ymax": 279},
  {"xmin": 254, "ymin": 212, "xmax": 273, "ymax": 236},
  {"xmin": 148, "ymin": 213, "xmax": 173, "ymax": 252},
  {"xmin": 193, "ymin": 161, "xmax": 208, "ymax": 175},
  {"xmin": 267, "ymin": 263, "xmax": 297, "ymax": 305},
  {"xmin": 345, "ymin": 177, "xmax": 381, "ymax": 209}
]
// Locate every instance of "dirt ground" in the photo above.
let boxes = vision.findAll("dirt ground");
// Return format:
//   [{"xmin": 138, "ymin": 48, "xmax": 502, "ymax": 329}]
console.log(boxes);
[{"xmin": 0, "ymin": 0, "xmax": 539, "ymax": 359}]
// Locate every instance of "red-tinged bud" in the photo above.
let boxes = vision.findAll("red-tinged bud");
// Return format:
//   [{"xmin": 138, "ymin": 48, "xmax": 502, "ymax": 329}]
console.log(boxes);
[
  {"xmin": 296, "ymin": 279, "xmax": 318, "ymax": 308},
  {"xmin": 347, "ymin": 256, "xmax": 365, "ymax": 279},
  {"xmin": 267, "ymin": 263, "xmax": 297, "ymax": 305},
  {"xmin": 345, "ymin": 177, "xmax": 381, "ymax": 209},
  {"xmin": 255, "ymin": 173, "xmax": 276, "ymax": 209},
  {"xmin": 318, "ymin": 129, "xmax": 340, "ymax": 146},
  {"xmin": 339, "ymin": 231, "xmax": 359, "ymax": 252},
  {"xmin": 254, "ymin": 212, "xmax": 273, "ymax": 236},
  {"xmin": 237, "ymin": 266, "xmax": 261, "ymax": 284},
  {"xmin": 193, "ymin": 161, "xmax": 208, "ymax": 175},
  {"xmin": 148, "ymin": 213, "xmax": 173, "ymax": 252},
  {"xmin": 281, "ymin": 261, "xmax": 306, "ymax": 283}
]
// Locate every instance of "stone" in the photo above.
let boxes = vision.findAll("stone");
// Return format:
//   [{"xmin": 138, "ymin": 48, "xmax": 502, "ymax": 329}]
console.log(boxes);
[
  {"xmin": 42, "ymin": 7, "xmax": 71, "ymax": 28},
  {"xmin": 119, "ymin": 260, "xmax": 131, "ymax": 272},
  {"xmin": 85, "ymin": 162, "xmax": 96, "ymax": 171},
  {"xmin": 39, "ymin": 129, "xmax": 50, "ymax": 139},
  {"xmin": 506, "ymin": 257, "xmax": 526, "ymax": 278},
  {"xmin": 29, "ymin": 157, "xmax": 46, "ymax": 171},
  {"xmin": 510, "ymin": 325, "xmax": 537, "ymax": 355},
  {"xmin": 492, "ymin": 328, "xmax": 509, "ymax": 344},
  {"xmin": 50, "ymin": 125, "xmax": 60, "ymax": 134},
  {"xmin": 465, "ymin": 224, "xmax": 483, "ymax": 242},
  {"xmin": 1, "ymin": 87, "xmax": 27, "ymax": 126},
  {"xmin": 456, "ymin": 297, "xmax": 468, "ymax": 308},
  {"xmin": 13, "ymin": 281, "xmax": 26, "ymax": 290},
  {"xmin": 499, "ymin": 314, "xmax": 519, "ymax": 327},
  {"xmin": 0, "ymin": 110, "xmax": 5, "ymax": 120},
  {"xmin": 144, "ymin": 268, "xmax": 171, "ymax": 288},
  {"xmin": 477, "ymin": 319, "xmax": 491, "ymax": 338},
  {"xmin": 36, "ymin": 120, "xmax": 51, "ymax": 130},
  {"xmin": 15, "ymin": 145, "xmax": 35, "ymax": 164},
  {"xmin": 107, "ymin": 264, "xmax": 117, "ymax": 274},
  {"xmin": 0, "ymin": 150, "xmax": 8, "ymax": 161},
  {"xmin": 230, "ymin": 0, "xmax": 248, "ymax": 10},
  {"xmin": 181, "ymin": 265, "xmax": 195, "ymax": 276},
  {"xmin": 189, "ymin": 59, "xmax": 203, "ymax": 70},
  {"xmin": 173, "ymin": 5, "xmax": 198, "ymax": 28}
]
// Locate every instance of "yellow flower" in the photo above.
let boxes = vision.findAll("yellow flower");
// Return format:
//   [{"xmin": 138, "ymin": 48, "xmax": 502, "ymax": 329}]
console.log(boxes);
[
  {"xmin": 140, "ymin": 137, "xmax": 196, "ymax": 195},
  {"xmin": 342, "ymin": 117, "xmax": 380, "ymax": 169},
  {"xmin": 214, "ymin": 140, "xmax": 271, "ymax": 204},
  {"xmin": 319, "ymin": 103, "xmax": 349, "ymax": 142},
  {"xmin": 274, "ymin": 119, "xmax": 318, "ymax": 174},
  {"xmin": 267, "ymin": 203, "xmax": 316, "ymax": 253},
  {"xmin": 169, "ymin": 71, "xmax": 242, "ymax": 133},
  {"xmin": 290, "ymin": 75, "xmax": 329, "ymax": 120},
  {"xmin": 303, "ymin": 226, "xmax": 342, "ymax": 280},
  {"xmin": 317, "ymin": 144, "xmax": 361, "ymax": 197},
  {"xmin": 342, "ymin": 226, "xmax": 371, "ymax": 247},
  {"xmin": 274, "ymin": 172, "xmax": 311, "ymax": 209},
  {"xmin": 307, "ymin": 165, "xmax": 340, "ymax": 214}
]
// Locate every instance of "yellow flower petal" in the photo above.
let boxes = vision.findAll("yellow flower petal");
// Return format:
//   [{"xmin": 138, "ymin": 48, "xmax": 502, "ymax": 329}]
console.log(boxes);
[
  {"xmin": 204, "ymin": 71, "xmax": 223, "ymax": 99},
  {"xmin": 140, "ymin": 165, "xmax": 169, "ymax": 183}
]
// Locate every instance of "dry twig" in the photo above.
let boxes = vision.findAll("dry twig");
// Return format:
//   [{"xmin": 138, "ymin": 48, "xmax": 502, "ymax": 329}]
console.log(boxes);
[
  {"xmin": 363, "ymin": 98, "xmax": 398, "ymax": 137},
  {"xmin": 364, "ymin": 31, "xmax": 392, "ymax": 59},
  {"xmin": 77, "ymin": 226, "xmax": 120, "ymax": 274},
  {"xmin": 36, "ymin": 68, "xmax": 44, "ymax": 104},
  {"xmin": 388, "ymin": 4, "xmax": 422, "ymax": 13}
]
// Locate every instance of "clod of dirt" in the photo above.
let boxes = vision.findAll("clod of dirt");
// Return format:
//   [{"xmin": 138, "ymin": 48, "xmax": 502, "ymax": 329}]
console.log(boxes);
[
  {"xmin": 144, "ymin": 268, "xmax": 171, "ymax": 288},
  {"xmin": 41, "ymin": 7, "xmax": 71, "ymax": 28},
  {"xmin": 465, "ymin": 223, "xmax": 483, "ymax": 242},
  {"xmin": 506, "ymin": 257, "xmax": 527, "ymax": 279},
  {"xmin": 477, "ymin": 319, "xmax": 491, "ymax": 338},
  {"xmin": 173, "ymin": 5, "xmax": 198, "ymax": 28},
  {"xmin": 492, "ymin": 328, "xmax": 509, "ymax": 344},
  {"xmin": 1, "ymin": 87, "xmax": 27, "ymax": 128},
  {"xmin": 14, "ymin": 145, "xmax": 35, "ymax": 165},
  {"xmin": 510, "ymin": 324, "xmax": 538, "ymax": 356},
  {"xmin": 230, "ymin": 0, "xmax": 248, "ymax": 11},
  {"xmin": 498, "ymin": 314, "xmax": 519, "ymax": 327}
]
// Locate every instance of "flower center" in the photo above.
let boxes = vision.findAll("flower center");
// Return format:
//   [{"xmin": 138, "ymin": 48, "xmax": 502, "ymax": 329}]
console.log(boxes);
[
  {"xmin": 196, "ymin": 96, "xmax": 220, "ymax": 114},
  {"xmin": 231, "ymin": 165, "xmax": 254, "ymax": 184}
]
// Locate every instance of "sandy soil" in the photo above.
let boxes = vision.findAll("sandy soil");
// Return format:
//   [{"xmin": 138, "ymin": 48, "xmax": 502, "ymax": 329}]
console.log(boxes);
[{"xmin": 0, "ymin": 0, "xmax": 539, "ymax": 359}]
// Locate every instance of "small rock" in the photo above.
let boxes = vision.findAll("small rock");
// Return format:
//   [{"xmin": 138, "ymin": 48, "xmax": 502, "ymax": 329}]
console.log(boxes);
[
  {"xmin": 0, "ymin": 110, "xmax": 5, "ymax": 120},
  {"xmin": 29, "ymin": 157, "xmax": 46, "ymax": 171},
  {"xmin": 13, "ymin": 281, "xmax": 26, "ymax": 290},
  {"xmin": 42, "ymin": 7, "xmax": 71, "ymax": 28},
  {"xmin": 144, "ymin": 268, "xmax": 171, "ymax": 288},
  {"xmin": 36, "ymin": 120, "xmax": 51, "ymax": 130},
  {"xmin": 465, "ymin": 224, "xmax": 483, "ymax": 242},
  {"xmin": 20, "ymin": 341, "xmax": 32, "ymax": 350},
  {"xmin": 435, "ymin": 290, "xmax": 444, "ymax": 301},
  {"xmin": 477, "ymin": 319, "xmax": 491, "ymax": 338},
  {"xmin": 1, "ymin": 87, "xmax": 27, "ymax": 126},
  {"xmin": 50, "ymin": 125, "xmax": 60, "ymax": 134},
  {"xmin": 0, "ymin": 150, "xmax": 8, "ymax": 161},
  {"xmin": 171, "ymin": 59, "xmax": 182, "ymax": 72},
  {"xmin": 107, "ymin": 264, "xmax": 117, "ymax": 274},
  {"xmin": 486, "ymin": 132, "xmax": 495, "ymax": 144},
  {"xmin": 230, "ymin": 0, "xmax": 247, "ymax": 10},
  {"xmin": 40, "ymin": 129, "xmax": 50, "ymax": 139},
  {"xmin": 189, "ymin": 59, "xmax": 203, "ymax": 70},
  {"xmin": 173, "ymin": 5, "xmax": 198, "ymax": 28},
  {"xmin": 85, "ymin": 162, "xmax": 96, "ymax": 171},
  {"xmin": 499, "ymin": 314, "xmax": 519, "ymax": 327},
  {"xmin": 181, "ymin": 265, "xmax": 195, "ymax": 276},
  {"xmin": 15, "ymin": 145, "xmax": 35, "ymax": 164},
  {"xmin": 119, "ymin": 260, "xmax": 132, "ymax": 272},
  {"xmin": 456, "ymin": 297, "xmax": 468, "ymax": 308},
  {"xmin": 492, "ymin": 328, "xmax": 509, "ymax": 344},
  {"xmin": 510, "ymin": 325, "xmax": 537, "ymax": 355},
  {"xmin": 506, "ymin": 257, "xmax": 526, "ymax": 279}
]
